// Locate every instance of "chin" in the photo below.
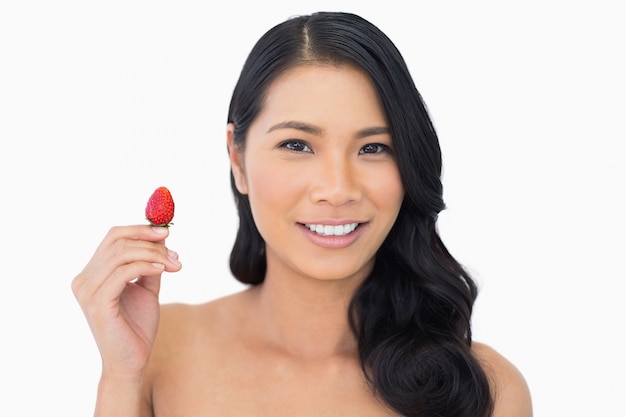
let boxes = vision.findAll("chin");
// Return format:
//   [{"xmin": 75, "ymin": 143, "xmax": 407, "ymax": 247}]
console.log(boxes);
[{"xmin": 297, "ymin": 260, "xmax": 374, "ymax": 284}]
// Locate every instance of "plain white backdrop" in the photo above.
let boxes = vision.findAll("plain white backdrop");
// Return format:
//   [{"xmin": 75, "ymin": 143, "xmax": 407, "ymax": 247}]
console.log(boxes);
[{"xmin": 1, "ymin": 1, "xmax": 624, "ymax": 415}]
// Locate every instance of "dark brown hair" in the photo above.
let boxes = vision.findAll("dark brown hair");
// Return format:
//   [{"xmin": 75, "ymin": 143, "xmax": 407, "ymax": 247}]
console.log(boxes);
[{"xmin": 227, "ymin": 11, "xmax": 493, "ymax": 417}]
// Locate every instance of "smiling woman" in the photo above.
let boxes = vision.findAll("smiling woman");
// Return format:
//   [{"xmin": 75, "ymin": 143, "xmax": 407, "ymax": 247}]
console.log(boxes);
[
  {"xmin": 71, "ymin": 11, "xmax": 532, "ymax": 417},
  {"xmin": 228, "ymin": 64, "xmax": 404, "ymax": 284}
]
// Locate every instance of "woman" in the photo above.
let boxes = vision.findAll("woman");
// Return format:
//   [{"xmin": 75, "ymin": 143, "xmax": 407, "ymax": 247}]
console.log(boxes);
[{"xmin": 72, "ymin": 11, "xmax": 532, "ymax": 417}]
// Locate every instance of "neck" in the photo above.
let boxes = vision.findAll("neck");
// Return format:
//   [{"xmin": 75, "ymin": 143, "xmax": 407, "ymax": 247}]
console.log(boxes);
[{"xmin": 251, "ymin": 266, "xmax": 366, "ymax": 360}]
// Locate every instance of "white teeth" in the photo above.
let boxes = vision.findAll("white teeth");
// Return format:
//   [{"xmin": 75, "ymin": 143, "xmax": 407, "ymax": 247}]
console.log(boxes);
[{"xmin": 305, "ymin": 223, "xmax": 359, "ymax": 236}]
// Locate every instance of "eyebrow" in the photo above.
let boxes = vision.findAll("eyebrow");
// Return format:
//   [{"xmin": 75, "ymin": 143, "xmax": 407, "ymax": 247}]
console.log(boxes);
[
  {"xmin": 267, "ymin": 121, "xmax": 390, "ymax": 139},
  {"xmin": 354, "ymin": 126, "xmax": 390, "ymax": 139},
  {"xmin": 267, "ymin": 121, "xmax": 322, "ymax": 135}
]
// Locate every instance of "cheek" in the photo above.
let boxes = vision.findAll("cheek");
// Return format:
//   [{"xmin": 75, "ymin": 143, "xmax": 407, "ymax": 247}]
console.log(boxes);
[
  {"xmin": 367, "ymin": 166, "xmax": 404, "ymax": 212},
  {"xmin": 245, "ymin": 160, "xmax": 306, "ymax": 220}
]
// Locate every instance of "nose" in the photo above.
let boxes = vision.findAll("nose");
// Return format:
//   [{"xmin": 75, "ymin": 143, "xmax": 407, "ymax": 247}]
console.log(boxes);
[{"xmin": 309, "ymin": 154, "xmax": 362, "ymax": 206}]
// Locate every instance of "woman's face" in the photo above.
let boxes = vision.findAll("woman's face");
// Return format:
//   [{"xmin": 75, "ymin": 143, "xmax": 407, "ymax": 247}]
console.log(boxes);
[{"xmin": 228, "ymin": 64, "xmax": 404, "ymax": 283}]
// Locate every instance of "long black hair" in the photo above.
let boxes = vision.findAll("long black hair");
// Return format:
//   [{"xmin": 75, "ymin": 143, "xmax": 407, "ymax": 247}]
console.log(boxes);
[{"xmin": 227, "ymin": 11, "xmax": 493, "ymax": 417}]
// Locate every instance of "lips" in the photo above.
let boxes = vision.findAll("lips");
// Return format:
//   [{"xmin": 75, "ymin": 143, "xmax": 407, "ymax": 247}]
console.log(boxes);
[{"xmin": 298, "ymin": 221, "xmax": 367, "ymax": 249}]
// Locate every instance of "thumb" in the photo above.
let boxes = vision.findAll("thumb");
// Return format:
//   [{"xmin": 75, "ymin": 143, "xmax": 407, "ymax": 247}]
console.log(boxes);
[{"xmin": 135, "ymin": 265, "xmax": 164, "ymax": 297}]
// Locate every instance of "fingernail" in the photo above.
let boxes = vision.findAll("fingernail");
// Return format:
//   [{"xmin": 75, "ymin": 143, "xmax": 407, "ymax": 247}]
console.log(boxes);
[
  {"xmin": 152, "ymin": 263, "xmax": 165, "ymax": 270},
  {"xmin": 168, "ymin": 250, "xmax": 180, "ymax": 265},
  {"xmin": 152, "ymin": 226, "xmax": 168, "ymax": 235}
]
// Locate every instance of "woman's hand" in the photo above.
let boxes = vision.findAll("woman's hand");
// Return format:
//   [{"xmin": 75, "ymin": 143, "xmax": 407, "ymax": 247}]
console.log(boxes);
[{"xmin": 72, "ymin": 225, "xmax": 182, "ymax": 382}]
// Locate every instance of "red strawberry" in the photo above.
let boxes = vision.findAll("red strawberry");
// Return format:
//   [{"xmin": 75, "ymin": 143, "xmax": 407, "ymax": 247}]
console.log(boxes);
[{"xmin": 145, "ymin": 186, "xmax": 175, "ymax": 227}]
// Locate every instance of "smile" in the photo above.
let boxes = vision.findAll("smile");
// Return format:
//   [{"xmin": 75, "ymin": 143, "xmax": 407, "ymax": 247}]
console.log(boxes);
[{"xmin": 304, "ymin": 223, "xmax": 359, "ymax": 236}]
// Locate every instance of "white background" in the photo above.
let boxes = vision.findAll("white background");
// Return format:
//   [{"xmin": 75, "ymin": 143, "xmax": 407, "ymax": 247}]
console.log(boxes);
[{"xmin": 1, "ymin": 1, "xmax": 624, "ymax": 415}]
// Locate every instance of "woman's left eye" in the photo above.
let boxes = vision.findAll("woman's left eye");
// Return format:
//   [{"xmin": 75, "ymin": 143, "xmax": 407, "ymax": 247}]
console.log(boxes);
[{"xmin": 359, "ymin": 143, "xmax": 390, "ymax": 154}]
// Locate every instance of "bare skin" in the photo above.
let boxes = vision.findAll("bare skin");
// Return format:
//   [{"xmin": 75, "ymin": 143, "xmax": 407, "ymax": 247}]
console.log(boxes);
[
  {"xmin": 73, "ymin": 64, "xmax": 532, "ymax": 416},
  {"xmin": 74, "ymin": 225, "xmax": 531, "ymax": 417},
  {"xmin": 144, "ymin": 289, "xmax": 399, "ymax": 417},
  {"xmin": 142, "ymin": 291, "xmax": 532, "ymax": 417}
]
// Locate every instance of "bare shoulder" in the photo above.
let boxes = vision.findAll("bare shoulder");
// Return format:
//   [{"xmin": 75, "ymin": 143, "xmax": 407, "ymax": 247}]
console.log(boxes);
[
  {"xmin": 141, "ymin": 291, "xmax": 252, "ymax": 414},
  {"xmin": 146, "ymin": 289, "xmax": 253, "ymax": 371},
  {"xmin": 472, "ymin": 342, "xmax": 533, "ymax": 417},
  {"xmin": 156, "ymin": 290, "xmax": 249, "ymax": 346}
]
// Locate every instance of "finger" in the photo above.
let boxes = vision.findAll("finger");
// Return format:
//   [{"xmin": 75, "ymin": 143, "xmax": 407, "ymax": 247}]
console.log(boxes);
[
  {"xmin": 75, "ymin": 244, "xmax": 179, "ymax": 304},
  {"xmin": 95, "ymin": 238, "xmax": 173, "ymax": 274},
  {"xmin": 97, "ymin": 225, "xmax": 170, "ymax": 252},
  {"xmin": 135, "ymin": 273, "xmax": 162, "ymax": 297},
  {"xmin": 95, "ymin": 225, "xmax": 169, "ymax": 254},
  {"xmin": 135, "ymin": 249, "xmax": 182, "ymax": 296},
  {"xmin": 87, "ymin": 261, "xmax": 166, "ymax": 309},
  {"xmin": 163, "ymin": 249, "xmax": 182, "ymax": 273},
  {"xmin": 73, "ymin": 226, "xmax": 170, "ymax": 290},
  {"xmin": 86, "ymin": 236, "xmax": 175, "ymax": 278}
]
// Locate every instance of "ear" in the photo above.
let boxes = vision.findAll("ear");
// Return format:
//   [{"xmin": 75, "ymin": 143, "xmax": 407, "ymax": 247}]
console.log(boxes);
[{"xmin": 227, "ymin": 123, "xmax": 249, "ymax": 195}]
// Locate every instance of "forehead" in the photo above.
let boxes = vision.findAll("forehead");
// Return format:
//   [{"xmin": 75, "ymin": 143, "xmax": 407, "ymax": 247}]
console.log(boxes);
[{"xmin": 252, "ymin": 63, "xmax": 387, "ymax": 133}]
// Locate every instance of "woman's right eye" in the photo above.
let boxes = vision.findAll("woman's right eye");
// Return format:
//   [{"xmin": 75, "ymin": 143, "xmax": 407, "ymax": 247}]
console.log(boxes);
[{"xmin": 279, "ymin": 140, "xmax": 313, "ymax": 153}]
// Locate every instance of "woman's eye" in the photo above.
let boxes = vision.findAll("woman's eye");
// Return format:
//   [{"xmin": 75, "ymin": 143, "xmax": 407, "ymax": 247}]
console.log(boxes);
[
  {"xmin": 279, "ymin": 140, "xmax": 313, "ymax": 153},
  {"xmin": 359, "ymin": 143, "xmax": 390, "ymax": 154}
]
